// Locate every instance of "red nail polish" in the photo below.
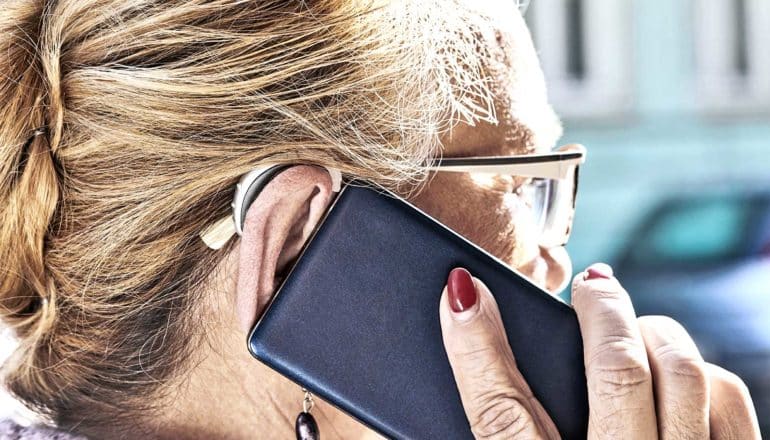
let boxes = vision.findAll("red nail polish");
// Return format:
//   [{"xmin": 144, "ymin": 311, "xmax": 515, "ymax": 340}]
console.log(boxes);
[
  {"xmin": 585, "ymin": 266, "xmax": 612, "ymax": 280},
  {"xmin": 447, "ymin": 268, "xmax": 477, "ymax": 313}
]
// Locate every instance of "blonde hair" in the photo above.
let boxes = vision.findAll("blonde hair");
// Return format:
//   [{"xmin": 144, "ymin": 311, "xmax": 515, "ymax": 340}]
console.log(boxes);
[{"xmin": 0, "ymin": 0, "xmax": 496, "ymax": 433}]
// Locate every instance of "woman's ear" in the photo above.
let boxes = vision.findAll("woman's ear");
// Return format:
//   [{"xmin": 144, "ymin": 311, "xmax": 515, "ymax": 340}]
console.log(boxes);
[{"xmin": 235, "ymin": 165, "xmax": 335, "ymax": 332}]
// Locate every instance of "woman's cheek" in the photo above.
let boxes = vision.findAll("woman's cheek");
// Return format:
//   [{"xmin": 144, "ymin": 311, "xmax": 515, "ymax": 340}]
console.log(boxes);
[
  {"xmin": 501, "ymin": 192, "xmax": 543, "ymax": 269},
  {"xmin": 410, "ymin": 173, "xmax": 541, "ymax": 269}
]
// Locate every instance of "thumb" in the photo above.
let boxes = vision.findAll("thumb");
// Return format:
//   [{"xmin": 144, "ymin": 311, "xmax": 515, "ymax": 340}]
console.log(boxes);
[{"xmin": 439, "ymin": 268, "xmax": 559, "ymax": 439}]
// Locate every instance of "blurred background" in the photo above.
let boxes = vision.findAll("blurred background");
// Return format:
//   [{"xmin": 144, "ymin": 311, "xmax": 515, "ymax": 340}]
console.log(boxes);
[
  {"xmin": 526, "ymin": 0, "xmax": 770, "ymax": 434},
  {"xmin": 2, "ymin": 0, "xmax": 769, "ymax": 434}
]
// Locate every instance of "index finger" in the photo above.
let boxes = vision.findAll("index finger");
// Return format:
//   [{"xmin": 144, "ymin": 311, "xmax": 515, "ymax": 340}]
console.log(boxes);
[
  {"xmin": 440, "ymin": 268, "xmax": 558, "ymax": 439},
  {"xmin": 571, "ymin": 264, "xmax": 658, "ymax": 439}
]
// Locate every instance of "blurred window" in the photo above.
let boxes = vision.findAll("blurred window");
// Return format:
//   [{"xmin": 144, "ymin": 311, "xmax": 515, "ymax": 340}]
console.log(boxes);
[
  {"xmin": 526, "ymin": 0, "xmax": 633, "ymax": 120},
  {"xmin": 695, "ymin": 0, "xmax": 770, "ymax": 115},
  {"xmin": 565, "ymin": 0, "xmax": 585, "ymax": 81}
]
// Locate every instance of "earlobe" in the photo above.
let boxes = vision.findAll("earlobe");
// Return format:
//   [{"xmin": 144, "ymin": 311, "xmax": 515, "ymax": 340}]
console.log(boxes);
[{"xmin": 235, "ymin": 165, "xmax": 335, "ymax": 332}]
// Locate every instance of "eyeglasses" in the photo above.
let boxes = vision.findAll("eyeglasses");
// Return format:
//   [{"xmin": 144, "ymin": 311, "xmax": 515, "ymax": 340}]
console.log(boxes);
[
  {"xmin": 200, "ymin": 145, "xmax": 585, "ymax": 250},
  {"xmin": 426, "ymin": 145, "xmax": 585, "ymax": 249}
]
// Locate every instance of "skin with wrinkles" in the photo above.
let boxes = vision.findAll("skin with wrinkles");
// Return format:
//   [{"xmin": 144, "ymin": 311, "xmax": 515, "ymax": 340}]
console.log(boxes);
[
  {"xmin": 435, "ymin": 263, "xmax": 760, "ymax": 439},
  {"xmin": 0, "ymin": 0, "xmax": 760, "ymax": 437},
  {"xmin": 186, "ymin": 3, "xmax": 761, "ymax": 439}
]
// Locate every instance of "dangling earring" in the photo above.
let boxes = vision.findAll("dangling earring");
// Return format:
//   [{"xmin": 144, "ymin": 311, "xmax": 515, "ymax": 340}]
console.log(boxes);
[{"xmin": 295, "ymin": 388, "xmax": 320, "ymax": 440}]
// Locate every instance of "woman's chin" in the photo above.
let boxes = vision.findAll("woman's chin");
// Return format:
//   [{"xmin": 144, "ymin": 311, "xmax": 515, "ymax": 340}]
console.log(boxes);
[{"xmin": 516, "ymin": 246, "xmax": 572, "ymax": 297}]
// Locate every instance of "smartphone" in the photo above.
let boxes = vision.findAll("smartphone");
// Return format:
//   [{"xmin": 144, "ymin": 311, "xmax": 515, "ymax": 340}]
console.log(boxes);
[{"xmin": 248, "ymin": 183, "xmax": 588, "ymax": 439}]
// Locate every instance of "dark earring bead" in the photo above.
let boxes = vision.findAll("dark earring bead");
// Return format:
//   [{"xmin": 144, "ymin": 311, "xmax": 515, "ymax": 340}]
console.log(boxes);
[{"xmin": 295, "ymin": 411, "xmax": 320, "ymax": 440}]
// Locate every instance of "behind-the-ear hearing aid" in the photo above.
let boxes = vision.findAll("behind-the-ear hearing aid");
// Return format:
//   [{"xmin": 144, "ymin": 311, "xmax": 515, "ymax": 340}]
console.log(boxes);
[{"xmin": 200, "ymin": 165, "xmax": 342, "ymax": 250}]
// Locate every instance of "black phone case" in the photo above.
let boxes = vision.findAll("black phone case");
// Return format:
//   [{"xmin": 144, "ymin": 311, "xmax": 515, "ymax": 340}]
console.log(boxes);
[{"xmin": 248, "ymin": 184, "xmax": 589, "ymax": 439}]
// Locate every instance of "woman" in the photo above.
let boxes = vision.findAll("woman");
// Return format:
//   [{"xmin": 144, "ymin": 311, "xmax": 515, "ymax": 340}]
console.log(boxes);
[{"xmin": 0, "ymin": 0, "xmax": 760, "ymax": 438}]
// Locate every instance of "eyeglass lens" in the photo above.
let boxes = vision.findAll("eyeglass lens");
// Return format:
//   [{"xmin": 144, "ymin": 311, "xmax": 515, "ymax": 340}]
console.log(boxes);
[
  {"xmin": 514, "ymin": 165, "xmax": 578, "ymax": 249},
  {"xmin": 540, "ymin": 165, "xmax": 579, "ymax": 248}
]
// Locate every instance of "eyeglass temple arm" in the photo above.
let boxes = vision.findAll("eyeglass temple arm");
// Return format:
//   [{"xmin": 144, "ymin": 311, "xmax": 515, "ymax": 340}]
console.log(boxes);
[
  {"xmin": 201, "ymin": 153, "xmax": 585, "ymax": 249},
  {"xmin": 425, "ymin": 156, "xmax": 584, "ymax": 180}
]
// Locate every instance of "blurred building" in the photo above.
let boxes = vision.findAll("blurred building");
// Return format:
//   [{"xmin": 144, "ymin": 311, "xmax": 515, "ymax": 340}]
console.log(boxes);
[
  {"xmin": 528, "ymin": 0, "xmax": 770, "ymax": 434},
  {"xmin": 526, "ymin": 0, "xmax": 770, "ymax": 270}
]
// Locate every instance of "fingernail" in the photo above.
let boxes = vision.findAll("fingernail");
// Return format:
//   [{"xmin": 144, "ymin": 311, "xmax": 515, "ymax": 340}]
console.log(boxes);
[
  {"xmin": 583, "ymin": 264, "xmax": 614, "ymax": 281},
  {"xmin": 447, "ymin": 268, "xmax": 478, "ymax": 313}
]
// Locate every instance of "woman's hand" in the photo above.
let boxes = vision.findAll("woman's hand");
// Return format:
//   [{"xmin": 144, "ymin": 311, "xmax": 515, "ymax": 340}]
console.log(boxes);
[{"xmin": 439, "ymin": 264, "xmax": 761, "ymax": 439}]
